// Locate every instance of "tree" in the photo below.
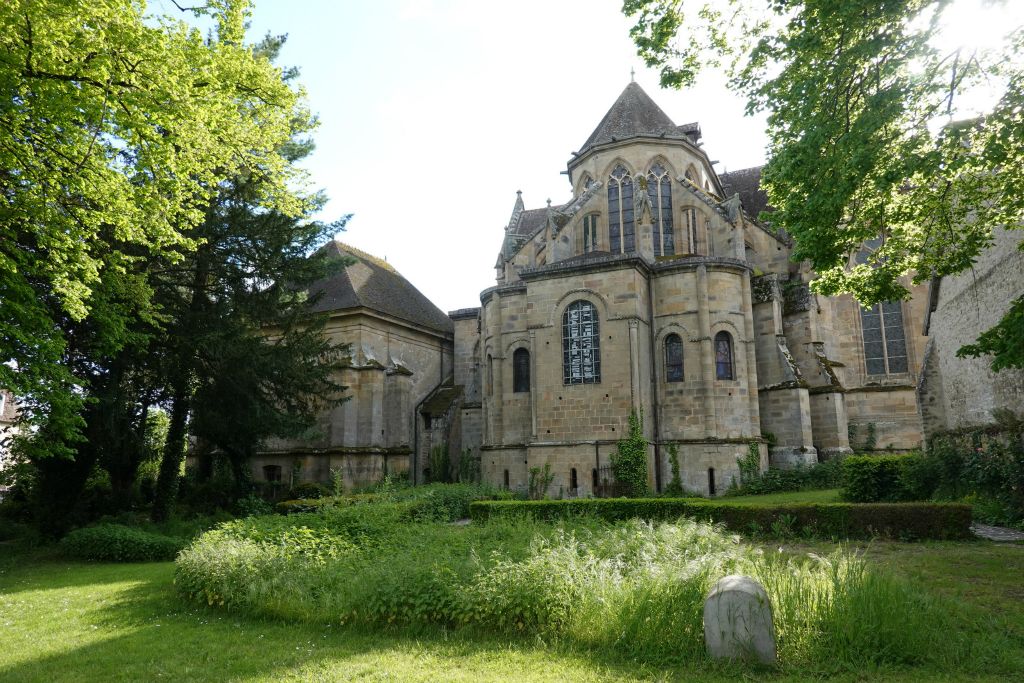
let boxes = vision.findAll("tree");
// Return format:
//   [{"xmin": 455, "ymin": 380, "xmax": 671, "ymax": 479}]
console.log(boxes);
[
  {"xmin": 0, "ymin": 0, "xmax": 312, "ymax": 452},
  {"xmin": 623, "ymin": 0, "xmax": 1024, "ymax": 369}
]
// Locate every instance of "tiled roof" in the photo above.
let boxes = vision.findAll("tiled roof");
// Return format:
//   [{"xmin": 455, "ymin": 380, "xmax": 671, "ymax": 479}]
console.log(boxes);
[
  {"xmin": 308, "ymin": 241, "xmax": 453, "ymax": 335},
  {"xmin": 719, "ymin": 166, "xmax": 771, "ymax": 219},
  {"xmin": 578, "ymin": 82, "xmax": 699, "ymax": 154}
]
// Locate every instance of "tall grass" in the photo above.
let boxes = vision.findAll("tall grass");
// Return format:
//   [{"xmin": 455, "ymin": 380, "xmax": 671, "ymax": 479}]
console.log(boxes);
[{"xmin": 175, "ymin": 502, "xmax": 992, "ymax": 672}]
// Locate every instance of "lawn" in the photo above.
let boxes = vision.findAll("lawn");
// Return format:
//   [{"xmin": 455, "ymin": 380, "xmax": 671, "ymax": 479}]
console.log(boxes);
[
  {"xmin": 2, "ymin": 537, "xmax": 1023, "ymax": 682},
  {"xmin": 716, "ymin": 488, "xmax": 843, "ymax": 506}
]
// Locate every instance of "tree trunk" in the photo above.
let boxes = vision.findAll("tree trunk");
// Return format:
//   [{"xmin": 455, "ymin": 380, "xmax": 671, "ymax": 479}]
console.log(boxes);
[{"xmin": 151, "ymin": 379, "xmax": 190, "ymax": 522}]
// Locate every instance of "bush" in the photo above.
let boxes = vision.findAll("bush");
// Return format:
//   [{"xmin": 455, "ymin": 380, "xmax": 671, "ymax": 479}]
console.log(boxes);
[
  {"xmin": 468, "ymin": 498, "xmax": 972, "ymax": 540},
  {"xmin": 276, "ymin": 483, "xmax": 511, "ymax": 521},
  {"xmin": 728, "ymin": 458, "xmax": 845, "ymax": 496},
  {"xmin": 842, "ymin": 454, "xmax": 931, "ymax": 502},
  {"xmin": 288, "ymin": 482, "xmax": 330, "ymax": 500},
  {"xmin": 611, "ymin": 411, "xmax": 649, "ymax": 497},
  {"xmin": 928, "ymin": 427, "xmax": 1024, "ymax": 524},
  {"xmin": 60, "ymin": 523, "xmax": 185, "ymax": 562}
]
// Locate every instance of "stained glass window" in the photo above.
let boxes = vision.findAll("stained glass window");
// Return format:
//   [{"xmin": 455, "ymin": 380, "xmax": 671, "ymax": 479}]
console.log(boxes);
[
  {"xmin": 608, "ymin": 165, "xmax": 635, "ymax": 254},
  {"xmin": 513, "ymin": 348, "xmax": 530, "ymax": 393},
  {"xmin": 860, "ymin": 301, "xmax": 908, "ymax": 375},
  {"xmin": 647, "ymin": 163, "xmax": 674, "ymax": 256},
  {"xmin": 715, "ymin": 331, "xmax": 734, "ymax": 380},
  {"xmin": 665, "ymin": 334, "xmax": 684, "ymax": 382},
  {"xmin": 563, "ymin": 300, "xmax": 601, "ymax": 384}
]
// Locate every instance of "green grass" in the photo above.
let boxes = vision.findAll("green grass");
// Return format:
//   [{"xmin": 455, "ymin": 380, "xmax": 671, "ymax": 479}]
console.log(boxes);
[
  {"xmin": 2, "ymin": 537, "xmax": 1023, "ymax": 682},
  {"xmin": 717, "ymin": 488, "xmax": 843, "ymax": 506}
]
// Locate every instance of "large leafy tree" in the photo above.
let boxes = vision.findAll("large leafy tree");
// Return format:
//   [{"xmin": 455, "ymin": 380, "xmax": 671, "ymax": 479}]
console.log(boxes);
[
  {"xmin": 0, "ymin": 0, "xmax": 310, "ymax": 451},
  {"xmin": 623, "ymin": 0, "xmax": 1024, "ymax": 370}
]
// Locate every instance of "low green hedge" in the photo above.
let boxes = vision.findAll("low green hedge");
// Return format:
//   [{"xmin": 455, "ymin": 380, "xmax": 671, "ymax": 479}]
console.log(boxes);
[
  {"xmin": 59, "ymin": 523, "xmax": 186, "ymax": 562},
  {"xmin": 842, "ymin": 454, "xmax": 935, "ymax": 502},
  {"xmin": 468, "ymin": 498, "xmax": 972, "ymax": 540}
]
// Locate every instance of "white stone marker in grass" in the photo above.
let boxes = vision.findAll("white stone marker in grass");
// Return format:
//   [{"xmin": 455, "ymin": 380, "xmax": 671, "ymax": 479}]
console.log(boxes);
[{"xmin": 703, "ymin": 574, "xmax": 777, "ymax": 665}]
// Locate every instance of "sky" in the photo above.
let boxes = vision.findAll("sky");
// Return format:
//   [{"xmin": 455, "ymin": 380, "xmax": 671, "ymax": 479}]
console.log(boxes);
[{"xmin": 152, "ymin": 0, "xmax": 1022, "ymax": 314}]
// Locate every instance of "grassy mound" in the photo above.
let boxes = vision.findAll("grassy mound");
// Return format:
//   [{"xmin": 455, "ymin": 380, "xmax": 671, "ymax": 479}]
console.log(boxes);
[{"xmin": 174, "ymin": 496, "xmax": 976, "ymax": 671}]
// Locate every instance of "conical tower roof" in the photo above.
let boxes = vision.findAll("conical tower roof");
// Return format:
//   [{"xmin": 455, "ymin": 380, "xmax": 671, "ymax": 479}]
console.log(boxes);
[{"xmin": 578, "ymin": 82, "xmax": 684, "ymax": 154}]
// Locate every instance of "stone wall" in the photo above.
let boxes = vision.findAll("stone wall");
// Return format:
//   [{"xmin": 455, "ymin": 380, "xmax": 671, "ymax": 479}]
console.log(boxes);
[{"xmin": 919, "ymin": 228, "xmax": 1024, "ymax": 434}]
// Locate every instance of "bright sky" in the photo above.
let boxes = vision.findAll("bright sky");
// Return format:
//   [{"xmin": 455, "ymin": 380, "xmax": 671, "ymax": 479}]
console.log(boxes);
[{"xmin": 152, "ymin": 0, "xmax": 1022, "ymax": 314}]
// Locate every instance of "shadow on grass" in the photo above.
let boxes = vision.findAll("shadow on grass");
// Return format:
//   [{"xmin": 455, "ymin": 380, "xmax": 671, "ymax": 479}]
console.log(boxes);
[{"xmin": 1, "ymin": 562, "xmax": 697, "ymax": 683}]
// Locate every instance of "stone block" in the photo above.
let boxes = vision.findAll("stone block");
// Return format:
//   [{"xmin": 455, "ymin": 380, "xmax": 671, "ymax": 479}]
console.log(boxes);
[{"xmin": 704, "ymin": 574, "xmax": 777, "ymax": 665}]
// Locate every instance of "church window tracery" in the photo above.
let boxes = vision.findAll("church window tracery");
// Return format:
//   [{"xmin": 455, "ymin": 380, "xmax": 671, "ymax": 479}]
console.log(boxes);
[
  {"xmin": 665, "ymin": 333, "xmax": 684, "ymax": 382},
  {"xmin": 860, "ymin": 302, "xmax": 908, "ymax": 375},
  {"xmin": 714, "ymin": 331, "xmax": 734, "ymax": 380},
  {"xmin": 608, "ymin": 164, "xmax": 635, "ymax": 254},
  {"xmin": 562, "ymin": 300, "xmax": 601, "ymax": 384},
  {"xmin": 513, "ymin": 348, "xmax": 531, "ymax": 392},
  {"xmin": 647, "ymin": 163, "xmax": 674, "ymax": 256}
]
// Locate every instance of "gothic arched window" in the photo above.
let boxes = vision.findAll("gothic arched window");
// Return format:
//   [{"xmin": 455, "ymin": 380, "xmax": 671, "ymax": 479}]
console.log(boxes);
[
  {"xmin": 608, "ymin": 165, "xmax": 635, "ymax": 254},
  {"xmin": 647, "ymin": 163, "xmax": 674, "ymax": 256},
  {"xmin": 582, "ymin": 213, "xmax": 599, "ymax": 253},
  {"xmin": 714, "ymin": 331, "xmax": 734, "ymax": 380},
  {"xmin": 562, "ymin": 300, "xmax": 601, "ymax": 384},
  {"xmin": 860, "ymin": 302, "xmax": 908, "ymax": 375},
  {"xmin": 665, "ymin": 333, "xmax": 684, "ymax": 382},
  {"xmin": 513, "ymin": 348, "xmax": 530, "ymax": 393}
]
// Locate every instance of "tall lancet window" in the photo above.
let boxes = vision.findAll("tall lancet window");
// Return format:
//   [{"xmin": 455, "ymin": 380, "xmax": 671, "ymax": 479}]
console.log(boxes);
[
  {"xmin": 647, "ymin": 163, "xmax": 674, "ymax": 256},
  {"xmin": 608, "ymin": 165, "xmax": 635, "ymax": 254},
  {"xmin": 563, "ymin": 300, "xmax": 601, "ymax": 384}
]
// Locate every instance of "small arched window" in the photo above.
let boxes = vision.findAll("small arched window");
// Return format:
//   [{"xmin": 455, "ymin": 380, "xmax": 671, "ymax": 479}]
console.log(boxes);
[
  {"xmin": 647, "ymin": 162, "xmax": 674, "ymax": 256},
  {"xmin": 570, "ymin": 468, "xmax": 578, "ymax": 492},
  {"xmin": 486, "ymin": 354, "xmax": 494, "ymax": 395},
  {"xmin": 513, "ymin": 348, "xmax": 530, "ymax": 393},
  {"xmin": 563, "ymin": 300, "xmax": 601, "ymax": 384},
  {"xmin": 582, "ymin": 213, "xmax": 599, "ymax": 253},
  {"xmin": 665, "ymin": 334, "xmax": 684, "ymax": 382},
  {"xmin": 503, "ymin": 470, "xmax": 510, "ymax": 489},
  {"xmin": 714, "ymin": 331, "xmax": 734, "ymax": 380},
  {"xmin": 608, "ymin": 164, "xmax": 635, "ymax": 254}
]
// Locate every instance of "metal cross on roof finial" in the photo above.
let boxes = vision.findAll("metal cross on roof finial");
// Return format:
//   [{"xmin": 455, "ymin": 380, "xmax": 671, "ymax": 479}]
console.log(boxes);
[{"xmin": 630, "ymin": 67, "xmax": 635, "ymax": 82}]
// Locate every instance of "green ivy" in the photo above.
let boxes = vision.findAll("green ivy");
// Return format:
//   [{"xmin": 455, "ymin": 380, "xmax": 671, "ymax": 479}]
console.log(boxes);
[
  {"xmin": 612, "ymin": 410, "xmax": 649, "ymax": 497},
  {"xmin": 663, "ymin": 444, "xmax": 684, "ymax": 496}
]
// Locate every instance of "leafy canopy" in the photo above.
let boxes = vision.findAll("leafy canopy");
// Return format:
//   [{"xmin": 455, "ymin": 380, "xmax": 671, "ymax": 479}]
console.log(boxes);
[{"xmin": 624, "ymin": 0, "xmax": 1024, "ymax": 369}]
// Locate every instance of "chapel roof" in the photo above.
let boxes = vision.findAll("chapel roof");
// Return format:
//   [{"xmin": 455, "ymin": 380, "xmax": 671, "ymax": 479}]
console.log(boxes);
[
  {"xmin": 718, "ymin": 166, "xmax": 771, "ymax": 219},
  {"xmin": 578, "ymin": 81, "xmax": 701, "ymax": 155},
  {"xmin": 308, "ymin": 241, "xmax": 454, "ymax": 335}
]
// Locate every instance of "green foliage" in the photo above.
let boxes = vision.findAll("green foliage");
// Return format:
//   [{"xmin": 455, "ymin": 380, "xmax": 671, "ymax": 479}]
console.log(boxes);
[
  {"xmin": 470, "ymin": 498, "xmax": 972, "ymax": 541},
  {"xmin": 728, "ymin": 458, "xmax": 846, "ymax": 496},
  {"xmin": 611, "ymin": 411, "xmax": 649, "ymax": 497},
  {"xmin": 276, "ymin": 483, "xmax": 509, "ymax": 521},
  {"xmin": 59, "ymin": 524, "xmax": 185, "ymax": 562},
  {"xmin": 288, "ymin": 482, "xmax": 331, "ymax": 500},
  {"xmin": 737, "ymin": 442, "xmax": 761, "ymax": 486},
  {"xmin": 527, "ymin": 463, "xmax": 554, "ymax": 500},
  {"xmin": 958, "ymin": 293, "xmax": 1024, "ymax": 371},
  {"xmin": 927, "ymin": 425, "xmax": 1024, "ymax": 526},
  {"xmin": 842, "ymin": 454, "xmax": 934, "ymax": 503},
  {"xmin": 174, "ymin": 495, "xmax": 978, "ymax": 671},
  {"xmin": 427, "ymin": 446, "xmax": 451, "ymax": 484},
  {"xmin": 0, "ymin": 0, "xmax": 317, "ymax": 461},
  {"xmin": 663, "ymin": 444, "xmax": 685, "ymax": 496},
  {"xmin": 622, "ymin": 1, "xmax": 1024, "ymax": 371}
]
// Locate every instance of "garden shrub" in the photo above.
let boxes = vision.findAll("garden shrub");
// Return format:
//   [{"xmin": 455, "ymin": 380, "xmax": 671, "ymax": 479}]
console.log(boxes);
[
  {"xmin": 60, "ymin": 523, "xmax": 185, "ymax": 562},
  {"xmin": 468, "ymin": 498, "xmax": 972, "ymax": 540},
  {"xmin": 842, "ymin": 454, "xmax": 930, "ymax": 502},
  {"xmin": 288, "ymin": 482, "xmax": 330, "ymax": 500},
  {"xmin": 727, "ymin": 458, "xmax": 845, "ymax": 496},
  {"xmin": 276, "ymin": 483, "xmax": 509, "ymax": 520},
  {"xmin": 928, "ymin": 426, "xmax": 1024, "ymax": 526}
]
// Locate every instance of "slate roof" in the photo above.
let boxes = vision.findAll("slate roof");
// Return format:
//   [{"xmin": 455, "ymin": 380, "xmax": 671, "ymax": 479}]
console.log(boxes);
[
  {"xmin": 308, "ymin": 241, "xmax": 453, "ymax": 335},
  {"xmin": 719, "ymin": 166, "xmax": 771, "ymax": 219},
  {"xmin": 578, "ymin": 82, "xmax": 701, "ymax": 155}
]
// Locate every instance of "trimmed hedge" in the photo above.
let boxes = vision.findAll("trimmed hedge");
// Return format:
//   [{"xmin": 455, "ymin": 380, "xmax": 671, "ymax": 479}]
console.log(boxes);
[
  {"xmin": 468, "ymin": 498, "xmax": 972, "ymax": 540},
  {"xmin": 842, "ymin": 454, "xmax": 933, "ymax": 502},
  {"xmin": 59, "ymin": 523, "xmax": 186, "ymax": 562}
]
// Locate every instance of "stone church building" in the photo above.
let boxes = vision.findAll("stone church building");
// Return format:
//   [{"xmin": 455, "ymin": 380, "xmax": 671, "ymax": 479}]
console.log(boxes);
[{"xmin": 253, "ymin": 82, "xmax": 1022, "ymax": 496}]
